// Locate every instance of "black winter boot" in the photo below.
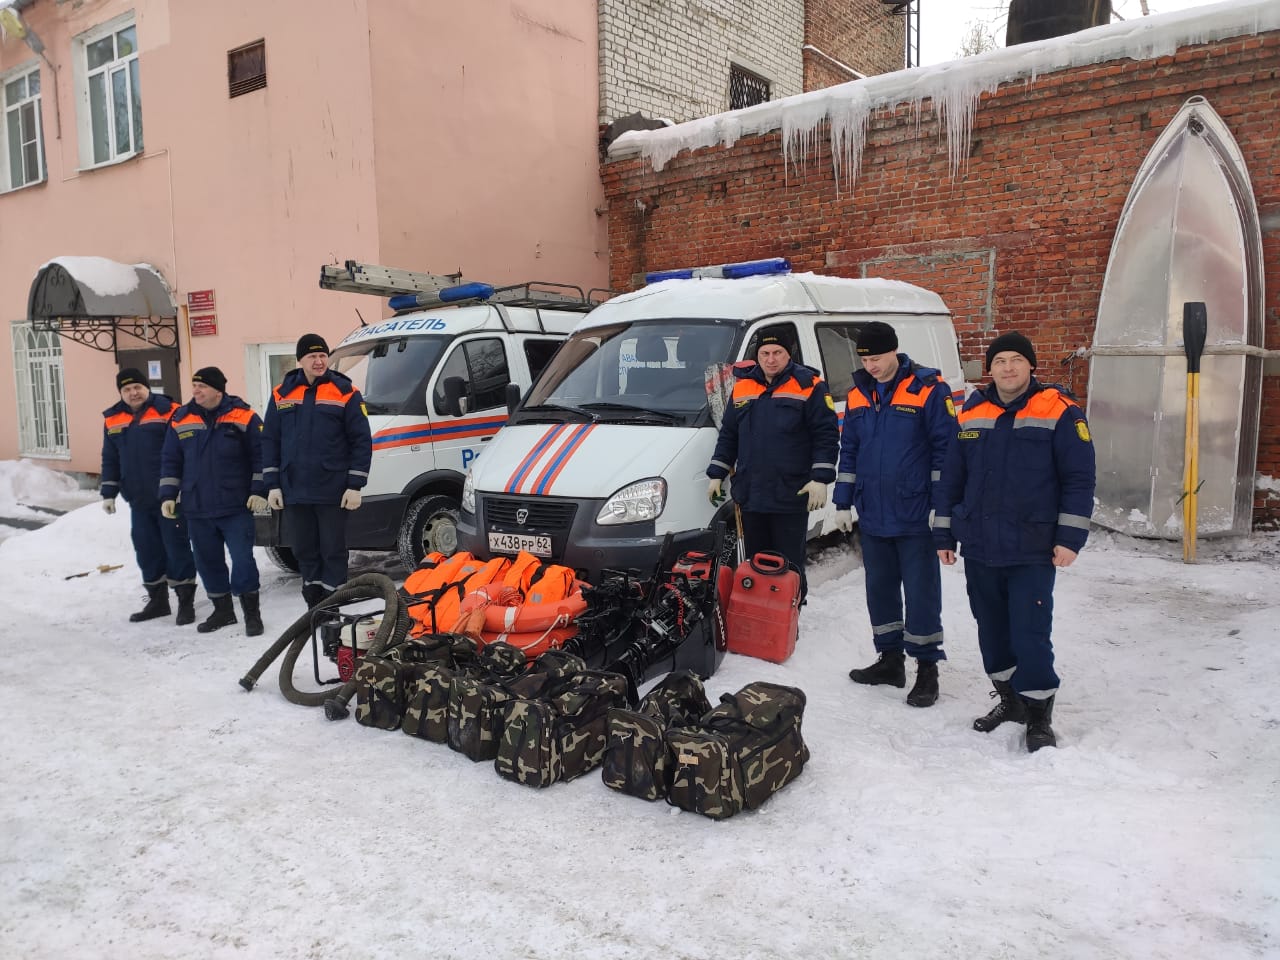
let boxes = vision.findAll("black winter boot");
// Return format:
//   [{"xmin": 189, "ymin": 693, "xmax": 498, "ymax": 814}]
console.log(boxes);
[
  {"xmin": 849, "ymin": 651, "xmax": 906, "ymax": 687},
  {"xmin": 973, "ymin": 679, "xmax": 1026, "ymax": 732},
  {"xmin": 301, "ymin": 584, "xmax": 327, "ymax": 609},
  {"xmin": 174, "ymin": 584, "xmax": 197, "ymax": 626},
  {"xmin": 1023, "ymin": 695, "xmax": 1057, "ymax": 752},
  {"xmin": 240, "ymin": 591, "xmax": 264, "ymax": 638},
  {"xmin": 129, "ymin": 583, "xmax": 171, "ymax": 622},
  {"xmin": 906, "ymin": 659, "xmax": 939, "ymax": 708},
  {"xmin": 197, "ymin": 594, "xmax": 238, "ymax": 633}
]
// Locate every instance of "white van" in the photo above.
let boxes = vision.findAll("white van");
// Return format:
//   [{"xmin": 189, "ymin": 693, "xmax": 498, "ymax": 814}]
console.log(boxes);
[
  {"xmin": 455, "ymin": 259, "xmax": 964, "ymax": 583},
  {"xmin": 258, "ymin": 275, "xmax": 601, "ymax": 570}
]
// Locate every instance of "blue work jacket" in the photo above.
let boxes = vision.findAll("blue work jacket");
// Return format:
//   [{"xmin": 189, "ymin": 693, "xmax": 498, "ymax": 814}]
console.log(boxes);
[
  {"xmin": 100, "ymin": 393, "xmax": 178, "ymax": 506},
  {"xmin": 159, "ymin": 395, "xmax": 265, "ymax": 519},
  {"xmin": 707, "ymin": 360, "xmax": 839, "ymax": 514},
  {"xmin": 932, "ymin": 378, "xmax": 1096, "ymax": 565},
  {"xmin": 262, "ymin": 368, "xmax": 372, "ymax": 505},
  {"xmin": 833, "ymin": 355, "xmax": 955, "ymax": 538}
]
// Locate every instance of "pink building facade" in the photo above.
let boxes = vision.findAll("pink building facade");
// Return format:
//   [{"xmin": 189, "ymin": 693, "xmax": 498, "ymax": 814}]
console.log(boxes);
[{"xmin": 1, "ymin": 0, "xmax": 608, "ymax": 474}]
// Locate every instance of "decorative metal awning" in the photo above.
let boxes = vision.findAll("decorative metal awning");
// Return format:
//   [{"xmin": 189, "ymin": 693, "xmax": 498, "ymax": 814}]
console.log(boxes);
[{"xmin": 27, "ymin": 256, "xmax": 180, "ymax": 355}]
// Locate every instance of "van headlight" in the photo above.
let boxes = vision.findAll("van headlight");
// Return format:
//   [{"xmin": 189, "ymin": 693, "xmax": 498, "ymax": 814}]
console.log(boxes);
[
  {"xmin": 596, "ymin": 478, "xmax": 666, "ymax": 525},
  {"xmin": 461, "ymin": 471, "xmax": 475, "ymax": 514}
]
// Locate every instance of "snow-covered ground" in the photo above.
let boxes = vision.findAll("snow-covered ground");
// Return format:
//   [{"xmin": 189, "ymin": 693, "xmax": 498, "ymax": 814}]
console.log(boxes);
[{"xmin": 1, "ymin": 462, "xmax": 1276, "ymax": 960}]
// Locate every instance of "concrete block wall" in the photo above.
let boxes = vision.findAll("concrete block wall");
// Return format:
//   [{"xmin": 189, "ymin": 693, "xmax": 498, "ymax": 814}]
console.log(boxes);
[{"xmin": 598, "ymin": 0, "xmax": 804, "ymax": 123}]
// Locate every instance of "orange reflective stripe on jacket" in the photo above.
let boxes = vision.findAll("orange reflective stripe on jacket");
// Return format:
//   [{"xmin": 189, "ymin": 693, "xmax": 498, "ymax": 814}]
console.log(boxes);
[
  {"xmin": 272, "ymin": 380, "xmax": 355, "ymax": 410},
  {"xmin": 732, "ymin": 376, "xmax": 818, "ymax": 405}
]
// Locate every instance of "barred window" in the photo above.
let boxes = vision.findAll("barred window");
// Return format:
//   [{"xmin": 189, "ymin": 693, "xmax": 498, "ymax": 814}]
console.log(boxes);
[
  {"xmin": 11, "ymin": 323, "xmax": 69, "ymax": 458},
  {"xmin": 729, "ymin": 64, "xmax": 770, "ymax": 110}
]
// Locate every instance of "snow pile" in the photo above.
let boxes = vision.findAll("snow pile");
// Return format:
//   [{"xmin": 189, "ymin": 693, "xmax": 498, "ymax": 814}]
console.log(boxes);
[
  {"xmin": 0, "ymin": 460, "xmax": 94, "ymax": 543},
  {"xmin": 610, "ymin": 0, "xmax": 1280, "ymax": 190},
  {"xmin": 1, "ymin": 498, "xmax": 1277, "ymax": 959}
]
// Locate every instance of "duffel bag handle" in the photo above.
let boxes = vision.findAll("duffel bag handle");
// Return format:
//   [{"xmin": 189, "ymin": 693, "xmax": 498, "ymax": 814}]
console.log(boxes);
[{"xmin": 748, "ymin": 551, "xmax": 787, "ymax": 576}]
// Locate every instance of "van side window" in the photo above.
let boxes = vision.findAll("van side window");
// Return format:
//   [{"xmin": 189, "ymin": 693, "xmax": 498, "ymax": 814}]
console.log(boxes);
[
  {"xmin": 433, "ymin": 337, "xmax": 510, "ymax": 415},
  {"xmin": 816, "ymin": 322, "xmax": 866, "ymax": 401},
  {"xmin": 524, "ymin": 339, "xmax": 562, "ymax": 384}
]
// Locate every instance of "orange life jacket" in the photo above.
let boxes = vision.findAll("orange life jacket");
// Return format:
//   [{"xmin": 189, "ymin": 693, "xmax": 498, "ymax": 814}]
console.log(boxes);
[{"xmin": 405, "ymin": 552, "xmax": 511, "ymax": 636}]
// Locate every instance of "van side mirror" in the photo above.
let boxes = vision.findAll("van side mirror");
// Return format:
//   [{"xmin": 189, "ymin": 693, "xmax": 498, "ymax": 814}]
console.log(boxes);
[
  {"xmin": 442, "ymin": 376, "xmax": 469, "ymax": 417},
  {"xmin": 505, "ymin": 381, "xmax": 522, "ymax": 418}
]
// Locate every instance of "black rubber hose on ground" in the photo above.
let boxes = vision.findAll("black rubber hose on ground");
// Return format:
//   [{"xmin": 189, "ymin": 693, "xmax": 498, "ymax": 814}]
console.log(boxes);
[{"xmin": 237, "ymin": 573, "xmax": 409, "ymax": 720}]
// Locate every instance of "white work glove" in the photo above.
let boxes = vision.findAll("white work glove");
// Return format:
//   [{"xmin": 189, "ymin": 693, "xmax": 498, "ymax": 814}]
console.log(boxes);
[
  {"xmin": 246, "ymin": 495, "xmax": 269, "ymax": 513},
  {"xmin": 835, "ymin": 509, "xmax": 854, "ymax": 533},
  {"xmin": 267, "ymin": 488, "xmax": 284, "ymax": 510},
  {"xmin": 798, "ymin": 480, "xmax": 828, "ymax": 512},
  {"xmin": 707, "ymin": 478, "xmax": 725, "ymax": 506},
  {"xmin": 161, "ymin": 500, "xmax": 177, "ymax": 520},
  {"xmin": 340, "ymin": 489, "xmax": 363, "ymax": 510},
  {"xmin": 101, "ymin": 498, "xmax": 116, "ymax": 515}
]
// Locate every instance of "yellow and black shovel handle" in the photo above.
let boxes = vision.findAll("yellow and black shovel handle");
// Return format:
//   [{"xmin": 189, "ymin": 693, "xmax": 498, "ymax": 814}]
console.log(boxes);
[{"xmin": 1181, "ymin": 302, "xmax": 1208, "ymax": 563}]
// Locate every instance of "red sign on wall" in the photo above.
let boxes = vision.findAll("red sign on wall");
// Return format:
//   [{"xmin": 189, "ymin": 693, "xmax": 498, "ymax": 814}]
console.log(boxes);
[{"xmin": 187, "ymin": 289, "xmax": 217, "ymax": 337}]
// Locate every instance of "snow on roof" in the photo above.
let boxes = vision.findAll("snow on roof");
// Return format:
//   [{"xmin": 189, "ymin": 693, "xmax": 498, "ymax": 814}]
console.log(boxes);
[
  {"xmin": 608, "ymin": 0, "xmax": 1280, "ymax": 189},
  {"xmin": 45, "ymin": 256, "xmax": 142, "ymax": 297}
]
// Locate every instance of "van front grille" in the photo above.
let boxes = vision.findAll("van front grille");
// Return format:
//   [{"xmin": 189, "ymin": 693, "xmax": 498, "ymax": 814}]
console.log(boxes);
[{"xmin": 483, "ymin": 496, "xmax": 577, "ymax": 531}]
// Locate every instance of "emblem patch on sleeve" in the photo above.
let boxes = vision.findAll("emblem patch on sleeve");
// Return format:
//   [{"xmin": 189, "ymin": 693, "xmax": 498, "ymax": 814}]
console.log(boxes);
[
  {"xmin": 1075, "ymin": 419, "xmax": 1091, "ymax": 443},
  {"xmin": 825, "ymin": 395, "xmax": 835, "ymax": 411},
  {"xmin": 945, "ymin": 397, "xmax": 956, "ymax": 418}
]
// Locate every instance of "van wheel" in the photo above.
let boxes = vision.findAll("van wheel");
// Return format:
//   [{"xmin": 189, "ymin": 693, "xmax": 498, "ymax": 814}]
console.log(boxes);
[
  {"xmin": 266, "ymin": 544, "xmax": 300, "ymax": 573},
  {"xmin": 397, "ymin": 495, "xmax": 461, "ymax": 571}
]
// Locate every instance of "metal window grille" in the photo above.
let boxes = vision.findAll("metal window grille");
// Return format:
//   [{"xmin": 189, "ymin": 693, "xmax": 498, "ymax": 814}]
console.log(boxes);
[
  {"xmin": 10, "ymin": 322, "xmax": 69, "ymax": 457},
  {"xmin": 729, "ymin": 65, "xmax": 770, "ymax": 110},
  {"xmin": 228, "ymin": 40, "xmax": 266, "ymax": 98}
]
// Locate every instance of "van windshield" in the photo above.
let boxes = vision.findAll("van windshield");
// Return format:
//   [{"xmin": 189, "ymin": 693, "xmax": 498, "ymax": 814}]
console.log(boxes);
[
  {"xmin": 517, "ymin": 320, "xmax": 736, "ymax": 427},
  {"xmin": 329, "ymin": 335, "xmax": 447, "ymax": 416}
]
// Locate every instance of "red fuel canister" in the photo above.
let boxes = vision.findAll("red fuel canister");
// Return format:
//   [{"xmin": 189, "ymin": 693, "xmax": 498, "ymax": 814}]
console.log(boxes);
[{"xmin": 725, "ymin": 551, "xmax": 799, "ymax": 664}]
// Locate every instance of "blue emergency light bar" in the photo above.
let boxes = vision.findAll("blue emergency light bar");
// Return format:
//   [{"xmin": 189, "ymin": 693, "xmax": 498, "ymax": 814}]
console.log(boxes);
[
  {"xmin": 387, "ymin": 282, "xmax": 496, "ymax": 312},
  {"xmin": 644, "ymin": 257, "xmax": 791, "ymax": 285}
]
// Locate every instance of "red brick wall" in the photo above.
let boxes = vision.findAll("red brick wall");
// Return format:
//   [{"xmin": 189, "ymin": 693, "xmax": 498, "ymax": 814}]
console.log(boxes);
[
  {"xmin": 603, "ymin": 33, "xmax": 1280, "ymax": 528},
  {"xmin": 804, "ymin": 0, "xmax": 904, "ymax": 87}
]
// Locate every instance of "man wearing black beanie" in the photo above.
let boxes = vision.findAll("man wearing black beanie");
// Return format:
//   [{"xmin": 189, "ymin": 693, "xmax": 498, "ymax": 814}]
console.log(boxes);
[
  {"xmin": 933, "ymin": 331, "xmax": 1096, "ymax": 752},
  {"xmin": 159, "ymin": 367, "xmax": 267, "ymax": 636},
  {"xmin": 707, "ymin": 322, "xmax": 838, "ymax": 603},
  {"xmin": 263, "ymin": 332, "xmax": 372, "ymax": 609},
  {"xmin": 100, "ymin": 367, "xmax": 197, "ymax": 625},
  {"xmin": 834, "ymin": 321, "xmax": 956, "ymax": 707}
]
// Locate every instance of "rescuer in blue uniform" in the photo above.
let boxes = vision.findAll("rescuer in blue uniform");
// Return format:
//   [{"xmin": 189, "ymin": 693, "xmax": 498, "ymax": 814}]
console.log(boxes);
[
  {"xmin": 100, "ymin": 368, "xmax": 198, "ymax": 625},
  {"xmin": 706, "ymin": 325, "xmax": 838, "ymax": 602},
  {"xmin": 834, "ymin": 322, "xmax": 956, "ymax": 708},
  {"xmin": 159, "ymin": 367, "xmax": 267, "ymax": 636},
  {"xmin": 262, "ymin": 334, "xmax": 373, "ymax": 609},
  {"xmin": 933, "ymin": 332, "xmax": 1096, "ymax": 752}
]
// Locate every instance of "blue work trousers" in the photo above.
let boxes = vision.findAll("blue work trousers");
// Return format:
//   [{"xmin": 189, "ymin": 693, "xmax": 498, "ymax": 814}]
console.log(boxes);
[
  {"xmin": 283, "ymin": 503, "xmax": 349, "ymax": 594},
  {"xmin": 963, "ymin": 558, "xmax": 1059, "ymax": 697},
  {"xmin": 188, "ymin": 511, "xmax": 260, "ymax": 597},
  {"xmin": 739, "ymin": 510, "xmax": 809, "ymax": 601},
  {"xmin": 130, "ymin": 501, "xmax": 196, "ymax": 587},
  {"xmin": 860, "ymin": 531, "xmax": 945, "ymax": 661}
]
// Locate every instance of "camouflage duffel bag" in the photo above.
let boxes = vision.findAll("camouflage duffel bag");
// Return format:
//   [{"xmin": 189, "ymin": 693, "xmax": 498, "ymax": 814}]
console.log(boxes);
[
  {"xmin": 602, "ymin": 670, "xmax": 713, "ymax": 801},
  {"xmin": 551, "ymin": 670, "xmax": 630, "ymax": 782},
  {"xmin": 354, "ymin": 652, "xmax": 411, "ymax": 730},
  {"xmin": 446, "ymin": 675, "xmax": 516, "ymax": 762},
  {"xmin": 665, "ymin": 681, "xmax": 809, "ymax": 820},
  {"xmin": 399, "ymin": 634, "xmax": 483, "ymax": 741},
  {"xmin": 494, "ymin": 698, "xmax": 562, "ymax": 788}
]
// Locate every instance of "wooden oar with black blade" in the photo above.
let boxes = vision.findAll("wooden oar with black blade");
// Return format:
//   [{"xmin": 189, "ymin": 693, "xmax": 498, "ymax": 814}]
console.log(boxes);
[{"xmin": 1181, "ymin": 301, "xmax": 1208, "ymax": 563}]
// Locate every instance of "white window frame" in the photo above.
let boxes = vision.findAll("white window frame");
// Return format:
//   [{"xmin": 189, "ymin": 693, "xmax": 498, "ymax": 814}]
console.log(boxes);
[
  {"xmin": 73, "ymin": 11, "xmax": 142, "ymax": 170},
  {"xmin": 1, "ymin": 62, "xmax": 45, "ymax": 192},
  {"xmin": 245, "ymin": 342, "xmax": 299, "ymax": 415},
  {"xmin": 10, "ymin": 322, "xmax": 70, "ymax": 459}
]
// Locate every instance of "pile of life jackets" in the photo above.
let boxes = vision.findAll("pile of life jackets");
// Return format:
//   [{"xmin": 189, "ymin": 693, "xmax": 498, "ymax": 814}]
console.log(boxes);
[{"xmin": 403, "ymin": 550, "xmax": 585, "ymax": 659}]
